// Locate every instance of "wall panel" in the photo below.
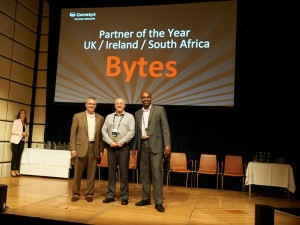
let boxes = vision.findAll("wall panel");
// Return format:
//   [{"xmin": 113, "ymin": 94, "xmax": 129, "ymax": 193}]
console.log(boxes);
[
  {"xmin": 0, "ymin": 56, "xmax": 12, "ymax": 79},
  {"xmin": 38, "ymin": 52, "xmax": 47, "ymax": 69},
  {"xmin": 0, "ymin": 121, "xmax": 7, "ymax": 141},
  {"xmin": 0, "ymin": 143, "xmax": 4, "ymax": 162},
  {"xmin": 33, "ymin": 106, "xmax": 46, "ymax": 124},
  {"xmin": 11, "ymin": 61, "xmax": 34, "ymax": 85},
  {"xmin": 0, "ymin": 78, "xmax": 9, "ymax": 99},
  {"xmin": 39, "ymin": 34, "xmax": 48, "ymax": 51},
  {"xmin": 12, "ymin": 42, "xmax": 35, "ymax": 68},
  {"xmin": 0, "ymin": 0, "xmax": 46, "ymax": 177},
  {"xmin": 19, "ymin": 0, "xmax": 39, "ymax": 14},
  {"xmin": 41, "ymin": 17, "xmax": 48, "ymax": 34},
  {"xmin": 14, "ymin": 22, "xmax": 36, "ymax": 49},
  {"xmin": 35, "ymin": 88, "xmax": 46, "ymax": 105},
  {"xmin": 42, "ymin": 0, "xmax": 49, "ymax": 17},
  {"xmin": 37, "ymin": 70, "xmax": 47, "ymax": 87},
  {"xmin": 0, "ymin": 100, "xmax": 8, "ymax": 120},
  {"xmin": 2, "ymin": 143, "xmax": 12, "ymax": 162},
  {"xmin": 0, "ymin": 0, "xmax": 16, "ymax": 18},
  {"xmin": 0, "ymin": 34, "xmax": 13, "ymax": 58},
  {"xmin": 32, "ymin": 124, "xmax": 45, "ymax": 142},
  {"xmin": 0, "ymin": 12, "xmax": 14, "ymax": 38},
  {"xmin": 4, "ymin": 122, "xmax": 12, "ymax": 142},
  {"xmin": 1, "ymin": 162, "xmax": 11, "ymax": 177},
  {"xmin": 8, "ymin": 82, "xmax": 32, "ymax": 104},
  {"xmin": 7, "ymin": 101, "xmax": 31, "ymax": 121},
  {"xmin": 16, "ymin": 2, "xmax": 38, "ymax": 32}
]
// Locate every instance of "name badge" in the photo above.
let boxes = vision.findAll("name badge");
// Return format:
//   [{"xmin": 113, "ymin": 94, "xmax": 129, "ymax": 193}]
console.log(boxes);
[
  {"xmin": 111, "ymin": 128, "xmax": 118, "ymax": 138},
  {"xmin": 145, "ymin": 128, "xmax": 150, "ymax": 136}
]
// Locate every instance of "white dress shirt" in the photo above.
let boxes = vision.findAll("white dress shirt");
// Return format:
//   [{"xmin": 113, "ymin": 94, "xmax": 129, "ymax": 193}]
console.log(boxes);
[
  {"xmin": 141, "ymin": 105, "xmax": 151, "ymax": 138},
  {"xmin": 86, "ymin": 112, "xmax": 95, "ymax": 142}
]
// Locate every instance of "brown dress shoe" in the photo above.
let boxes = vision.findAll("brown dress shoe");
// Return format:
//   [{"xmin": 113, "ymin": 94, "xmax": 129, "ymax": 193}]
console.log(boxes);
[
  {"xmin": 85, "ymin": 196, "xmax": 93, "ymax": 202},
  {"xmin": 71, "ymin": 195, "xmax": 79, "ymax": 202}
]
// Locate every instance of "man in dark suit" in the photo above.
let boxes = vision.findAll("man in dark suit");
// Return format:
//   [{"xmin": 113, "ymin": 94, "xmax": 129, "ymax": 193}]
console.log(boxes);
[
  {"xmin": 133, "ymin": 91, "xmax": 171, "ymax": 212},
  {"xmin": 70, "ymin": 96, "xmax": 104, "ymax": 202}
]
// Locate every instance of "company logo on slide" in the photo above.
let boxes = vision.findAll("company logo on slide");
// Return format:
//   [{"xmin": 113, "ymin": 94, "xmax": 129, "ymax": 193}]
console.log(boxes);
[{"xmin": 69, "ymin": 12, "xmax": 96, "ymax": 21}]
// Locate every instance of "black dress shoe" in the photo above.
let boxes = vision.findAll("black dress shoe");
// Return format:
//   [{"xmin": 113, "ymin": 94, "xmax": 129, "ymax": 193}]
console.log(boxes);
[
  {"xmin": 155, "ymin": 204, "xmax": 165, "ymax": 212},
  {"xmin": 103, "ymin": 198, "xmax": 115, "ymax": 203},
  {"xmin": 135, "ymin": 199, "xmax": 151, "ymax": 206},
  {"xmin": 121, "ymin": 199, "xmax": 128, "ymax": 205}
]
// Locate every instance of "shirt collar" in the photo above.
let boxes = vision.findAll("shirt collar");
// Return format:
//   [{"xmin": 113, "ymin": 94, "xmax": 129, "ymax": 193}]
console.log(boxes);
[
  {"xmin": 142, "ymin": 104, "xmax": 152, "ymax": 112},
  {"xmin": 115, "ymin": 111, "xmax": 125, "ymax": 116},
  {"xmin": 86, "ymin": 111, "xmax": 95, "ymax": 118}
]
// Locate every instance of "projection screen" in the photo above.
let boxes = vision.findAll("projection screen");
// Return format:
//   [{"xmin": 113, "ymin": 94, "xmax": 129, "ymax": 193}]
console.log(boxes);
[{"xmin": 53, "ymin": 0, "xmax": 237, "ymax": 106}]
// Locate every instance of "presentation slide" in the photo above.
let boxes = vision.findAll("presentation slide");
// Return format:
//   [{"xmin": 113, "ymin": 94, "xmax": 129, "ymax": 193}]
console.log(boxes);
[{"xmin": 54, "ymin": 1, "xmax": 237, "ymax": 106}]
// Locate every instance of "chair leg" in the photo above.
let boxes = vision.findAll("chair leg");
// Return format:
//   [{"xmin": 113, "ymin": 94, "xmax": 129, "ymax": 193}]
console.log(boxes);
[
  {"xmin": 216, "ymin": 174, "xmax": 219, "ymax": 190},
  {"xmin": 221, "ymin": 175, "xmax": 224, "ymax": 191},
  {"xmin": 167, "ymin": 171, "xmax": 170, "ymax": 186},
  {"xmin": 197, "ymin": 173, "xmax": 199, "ymax": 188},
  {"xmin": 186, "ymin": 173, "xmax": 188, "ymax": 188},
  {"xmin": 132, "ymin": 169, "xmax": 135, "ymax": 183},
  {"xmin": 98, "ymin": 167, "xmax": 100, "ymax": 181},
  {"xmin": 242, "ymin": 176, "xmax": 245, "ymax": 192}
]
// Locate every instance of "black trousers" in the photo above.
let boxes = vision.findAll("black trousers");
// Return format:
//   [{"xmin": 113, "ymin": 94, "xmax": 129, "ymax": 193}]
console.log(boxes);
[
  {"xmin": 106, "ymin": 144, "xmax": 130, "ymax": 199},
  {"xmin": 11, "ymin": 141, "xmax": 25, "ymax": 170}
]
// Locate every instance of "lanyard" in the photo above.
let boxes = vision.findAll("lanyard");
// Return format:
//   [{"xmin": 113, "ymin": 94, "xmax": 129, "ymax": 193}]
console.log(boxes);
[
  {"xmin": 113, "ymin": 113, "xmax": 124, "ymax": 131},
  {"xmin": 142, "ymin": 110, "xmax": 150, "ymax": 129}
]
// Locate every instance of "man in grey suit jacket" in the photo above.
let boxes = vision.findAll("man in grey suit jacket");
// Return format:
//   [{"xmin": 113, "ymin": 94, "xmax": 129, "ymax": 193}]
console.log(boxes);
[
  {"xmin": 133, "ymin": 91, "xmax": 171, "ymax": 212},
  {"xmin": 70, "ymin": 97, "xmax": 104, "ymax": 202}
]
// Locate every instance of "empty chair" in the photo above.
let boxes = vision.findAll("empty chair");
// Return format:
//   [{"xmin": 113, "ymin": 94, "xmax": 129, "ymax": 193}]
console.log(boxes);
[
  {"xmin": 96, "ymin": 148, "xmax": 108, "ymax": 181},
  {"xmin": 116, "ymin": 150, "xmax": 139, "ymax": 184},
  {"xmin": 221, "ymin": 155, "xmax": 245, "ymax": 191},
  {"xmin": 127, "ymin": 150, "xmax": 139, "ymax": 184},
  {"xmin": 167, "ymin": 152, "xmax": 193, "ymax": 187},
  {"xmin": 195, "ymin": 154, "xmax": 219, "ymax": 189}
]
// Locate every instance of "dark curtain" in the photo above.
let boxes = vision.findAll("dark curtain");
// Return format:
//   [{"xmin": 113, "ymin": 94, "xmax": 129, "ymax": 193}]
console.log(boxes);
[{"xmin": 44, "ymin": 102, "xmax": 298, "ymax": 196}]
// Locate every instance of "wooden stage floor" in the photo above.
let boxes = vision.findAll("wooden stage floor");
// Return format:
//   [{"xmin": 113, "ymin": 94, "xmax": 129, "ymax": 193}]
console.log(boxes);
[{"xmin": 0, "ymin": 176, "xmax": 299, "ymax": 224}]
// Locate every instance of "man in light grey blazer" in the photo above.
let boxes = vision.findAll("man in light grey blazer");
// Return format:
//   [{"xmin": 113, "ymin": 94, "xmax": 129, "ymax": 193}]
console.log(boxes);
[
  {"xmin": 133, "ymin": 91, "xmax": 171, "ymax": 212},
  {"xmin": 70, "ymin": 97, "xmax": 104, "ymax": 202}
]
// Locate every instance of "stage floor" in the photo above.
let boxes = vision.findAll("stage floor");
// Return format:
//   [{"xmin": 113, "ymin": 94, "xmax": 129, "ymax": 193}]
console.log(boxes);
[{"xmin": 0, "ymin": 176, "xmax": 300, "ymax": 224}]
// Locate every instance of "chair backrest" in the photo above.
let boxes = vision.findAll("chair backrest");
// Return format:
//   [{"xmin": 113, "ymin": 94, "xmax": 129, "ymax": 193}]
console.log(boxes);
[
  {"xmin": 128, "ymin": 150, "xmax": 137, "ymax": 169},
  {"xmin": 198, "ymin": 154, "xmax": 217, "ymax": 174},
  {"xmin": 98, "ymin": 148, "xmax": 108, "ymax": 167},
  {"xmin": 223, "ymin": 155, "xmax": 243, "ymax": 176},
  {"xmin": 170, "ymin": 153, "xmax": 187, "ymax": 170}
]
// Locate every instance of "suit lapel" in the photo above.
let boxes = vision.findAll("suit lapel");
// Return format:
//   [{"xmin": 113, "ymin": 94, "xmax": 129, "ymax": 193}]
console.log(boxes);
[
  {"xmin": 137, "ymin": 109, "xmax": 143, "ymax": 130},
  {"xmin": 148, "ymin": 105, "xmax": 154, "ymax": 124},
  {"xmin": 95, "ymin": 114, "xmax": 99, "ymax": 134},
  {"xmin": 82, "ymin": 112, "xmax": 88, "ymax": 134}
]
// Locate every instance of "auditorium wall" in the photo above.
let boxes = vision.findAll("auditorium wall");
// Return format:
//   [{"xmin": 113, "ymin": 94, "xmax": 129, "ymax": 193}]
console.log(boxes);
[{"xmin": 0, "ymin": 0, "xmax": 48, "ymax": 177}]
